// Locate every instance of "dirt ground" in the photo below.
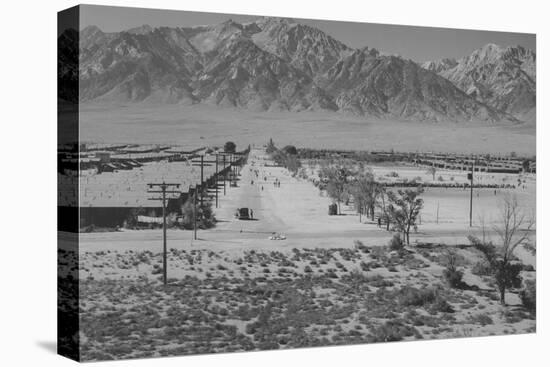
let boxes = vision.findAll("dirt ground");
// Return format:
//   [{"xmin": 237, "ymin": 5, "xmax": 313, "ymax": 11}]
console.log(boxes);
[
  {"xmin": 69, "ymin": 241, "xmax": 536, "ymax": 360},
  {"xmin": 70, "ymin": 147, "xmax": 536, "ymax": 361}
]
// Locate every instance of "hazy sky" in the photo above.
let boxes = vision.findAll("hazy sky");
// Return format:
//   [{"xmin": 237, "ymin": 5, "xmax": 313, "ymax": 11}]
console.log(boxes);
[{"xmin": 79, "ymin": 4, "xmax": 535, "ymax": 62}]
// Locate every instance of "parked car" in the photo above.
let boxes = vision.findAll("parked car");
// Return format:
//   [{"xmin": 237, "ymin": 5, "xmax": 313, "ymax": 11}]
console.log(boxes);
[{"xmin": 235, "ymin": 207, "xmax": 251, "ymax": 220}]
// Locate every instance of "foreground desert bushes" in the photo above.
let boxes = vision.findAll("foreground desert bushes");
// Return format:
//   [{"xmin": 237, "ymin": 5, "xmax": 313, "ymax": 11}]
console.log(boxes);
[{"xmin": 73, "ymin": 243, "xmax": 535, "ymax": 361}]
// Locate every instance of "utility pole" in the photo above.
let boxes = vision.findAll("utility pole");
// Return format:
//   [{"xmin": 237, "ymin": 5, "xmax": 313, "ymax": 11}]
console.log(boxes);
[
  {"xmin": 191, "ymin": 154, "xmax": 222, "ymax": 210},
  {"xmin": 191, "ymin": 155, "xmax": 206, "ymax": 207},
  {"xmin": 469, "ymin": 160, "xmax": 474, "ymax": 227},
  {"xmin": 234, "ymin": 154, "xmax": 238, "ymax": 183},
  {"xmin": 200, "ymin": 155, "xmax": 204, "ymax": 206},
  {"xmin": 229, "ymin": 154, "xmax": 234, "ymax": 185},
  {"xmin": 147, "ymin": 182, "xmax": 181, "ymax": 285},
  {"xmin": 217, "ymin": 152, "xmax": 239, "ymax": 189},
  {"xmin": 222, "ymin": 155, "xmax": 226, "ymax": 195},
  {"xmin": 193, "ymin": 186, "xmax": 197, "ymax": 240},
  {"xmin": 215, "ymin": 154, "xmax": 219, "ymax": 208}
]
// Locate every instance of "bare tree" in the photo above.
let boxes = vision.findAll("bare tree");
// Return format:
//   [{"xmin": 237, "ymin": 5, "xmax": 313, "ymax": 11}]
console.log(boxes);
[
  {"xmin": 350, "ymin": 177, "xmax": 368, "ymax": 222},
  {"xmin": 494, "ymin": 196, "xmax": 535, "ymax": 257},
  {"xmin": 322, "ymin": 166, "xmax": 352, "ymax": 215},
  {"xmin": 387, "ymin": 186, "xmax": 424, "ymax": 245},
  {"xmin": 349, "ymin": 171, "xmax": 379, "ymax": 222},
  {"xmin": 366, "ymin": 180, "xmax": 380, "ymax": 221},
  {"xmin": 377, "ymin": 186, "xmax": 391, "ymax": 231},
  {"xmin": 285, "ymin": 155, "xmax": 301, "ymax": 175},
  {"xmin": 468, "ymin": 195, "xmax": 535, "ymax": 305}
]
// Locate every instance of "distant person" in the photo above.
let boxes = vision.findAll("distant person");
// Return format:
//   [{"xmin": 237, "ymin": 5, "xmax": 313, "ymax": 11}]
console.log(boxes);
[
  {"xmin": 250, "ymin": 209, "xmax": 254, "ymax": 219},
  {"xmin": 377, "ymin": 218, "xmax": 381, "ymax": 228}
]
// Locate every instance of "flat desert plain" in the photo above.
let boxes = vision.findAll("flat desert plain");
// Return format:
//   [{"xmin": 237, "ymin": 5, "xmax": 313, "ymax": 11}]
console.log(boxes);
[{"xmin": 78, "ymin": 103, "xmax": 536, "ymax": 155}]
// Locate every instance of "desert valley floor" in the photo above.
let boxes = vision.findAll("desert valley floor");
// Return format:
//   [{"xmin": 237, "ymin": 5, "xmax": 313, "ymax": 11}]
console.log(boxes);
[{"xmin": 76, "ymin": 103, "xmax": 536, "ymax": 155}]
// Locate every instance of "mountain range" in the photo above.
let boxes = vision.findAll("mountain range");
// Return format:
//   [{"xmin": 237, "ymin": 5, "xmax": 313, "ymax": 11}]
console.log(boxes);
[
  {"xmin": 421, "ymin": 43, "xmax": 536, "ymax": 121},
  {"xmin": 58, "ymin": 17, "xmax": 535, "ymax": 123}
]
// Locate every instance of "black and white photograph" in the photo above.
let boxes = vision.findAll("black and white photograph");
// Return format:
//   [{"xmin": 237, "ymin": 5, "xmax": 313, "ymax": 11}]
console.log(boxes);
[{"xmin": 56, "ymin": 3, "xmax": 537, "ymax": 363}]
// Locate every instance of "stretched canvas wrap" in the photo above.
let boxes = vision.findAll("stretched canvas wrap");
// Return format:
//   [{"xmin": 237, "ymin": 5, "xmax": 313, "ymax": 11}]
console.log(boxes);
[{"xmin": 58, "ymin": 4, "xmax": 537, "ymax": 362}]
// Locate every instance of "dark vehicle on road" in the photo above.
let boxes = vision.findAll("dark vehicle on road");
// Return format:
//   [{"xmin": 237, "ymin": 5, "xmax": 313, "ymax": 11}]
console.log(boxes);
[{"xmin": 235, "ymin": 207, "xmax": 251, "ymax": 220}]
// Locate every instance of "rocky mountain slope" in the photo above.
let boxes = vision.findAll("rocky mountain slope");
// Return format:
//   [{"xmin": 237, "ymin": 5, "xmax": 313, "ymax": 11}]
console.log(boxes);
[
  {"xmin": 57, "ymin": 18, "xmax": 534, "ymax": 123},
  {"xmin": 251, "ymin": 17, "xmax": 351, "ymax": 78},
  {"xmin": 194, "ymin": 35, "xmax": 336, "ymax": 111},
  {"xmin": 422, "ymin": 58, "xmax": 458, "ymax": 74},
  {"xmin": 58, "ymin": 28, "xmax": 79, "ymax": 103},
  {"xmin": 320, "ymin": 48, "xmax": 505, "ymax": 121},
  {"xmin": 422, "ymin": 44, "xmax": 536, "ymax": 120}
]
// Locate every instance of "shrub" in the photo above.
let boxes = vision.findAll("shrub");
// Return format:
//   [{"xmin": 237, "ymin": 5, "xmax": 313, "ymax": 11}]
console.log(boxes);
[
  {"xmin": 354, "ymin": 240, "xmax": 370, "ymax": 253},
  {"xmin": 397, "ymin": 286, "xmax": 436, "ymax": 307},
  {"xmin": 388, "ymin": 233, "xmax": 404, "ymax": 252},
  {"xmin": 519, "ymin": 280, "xmax": 536, "ymax": 312},
  {"xmin": 369, "ymin": 321, "xmax": 417, "ymax": 342},
  {"xmin": 443, "ymin": 251, "xmax": 464, "ymax": 288},
  {"xmin": 472, "ymin": 260, "xmax": 493, "ymax": 276},
  {"xmin": 468, "ymin": 314, "xmax": 493, "ymax": 326},
  {"xmin": 124, "ymin": 207, "xmax": 145, "ymax": 229},
  {"xmin": 443, "ymin": 267, "xmax": 463, "ymax": 288},
  {"xmin": 180, "ymin": 199, "xmax": 216, "ymax": 229},
  {"xmin": 396, "ymin": 286, "xmax": 454, "ymax": 313},
  {"xmin": 365, "ymin": 275, "xmax": 394, "ymax": 288},
  {"xmin": 493, "ymin": 261, "xmax": 523, "ymax": 300},
  {"xmin": 430, "ymin": 298, "xmax": 454, "ymax": 313}
]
